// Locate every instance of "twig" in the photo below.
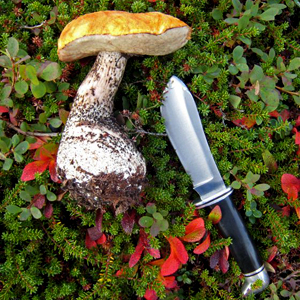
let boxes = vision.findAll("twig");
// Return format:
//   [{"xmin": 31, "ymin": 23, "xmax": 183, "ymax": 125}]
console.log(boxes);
[
  {"xmin": 276, "ymin": 86, "xmax": 299, "ymax": 96},
  {"xmin": 5, "ymin": 121, "xmax": 59, "ymax": 137},
  {"xmin": 130, "ymin": 128, "xmax": 167, "ymax": 136},
  {"xmin": 20, "ymin": 20, "xmax": 47, "ymax": 30},
  {"xmin": 280, "ymin": 270, "xmax": 300, "ymax": 282}
]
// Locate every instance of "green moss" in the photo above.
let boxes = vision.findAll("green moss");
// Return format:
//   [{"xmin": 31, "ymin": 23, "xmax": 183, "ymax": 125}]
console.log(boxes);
[{"xmin": 1, "ymin": 0, "xmax": 300, "ymax": 299}]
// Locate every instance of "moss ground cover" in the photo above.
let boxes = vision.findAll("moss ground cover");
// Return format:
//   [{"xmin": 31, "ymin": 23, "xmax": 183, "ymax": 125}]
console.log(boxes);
[{"xmin": 0, "ymin": 0, "xmax": 300, "ymax": 299}]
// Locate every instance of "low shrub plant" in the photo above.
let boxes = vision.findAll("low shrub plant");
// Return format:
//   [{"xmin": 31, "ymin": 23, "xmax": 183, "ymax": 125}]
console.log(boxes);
[{"xmin": 0, "ymin": 0, "xmax": 300, "ymax": 299}]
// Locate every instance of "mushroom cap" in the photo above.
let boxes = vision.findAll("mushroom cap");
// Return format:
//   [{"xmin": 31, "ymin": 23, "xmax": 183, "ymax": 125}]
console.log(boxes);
[{"xmin": 58, "ymin": 11, "xmax": 191, "ymax": 62}]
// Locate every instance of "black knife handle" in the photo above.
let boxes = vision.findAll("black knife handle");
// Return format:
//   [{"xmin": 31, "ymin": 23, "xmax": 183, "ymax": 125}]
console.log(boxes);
[{"xmin": 208, "ymin": 194, "xmax": 262, "ymax": 274}]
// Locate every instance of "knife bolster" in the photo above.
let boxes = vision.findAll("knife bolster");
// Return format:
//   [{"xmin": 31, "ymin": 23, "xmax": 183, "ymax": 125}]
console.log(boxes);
[{"xmin": 193, "ymin": 186, "xmax": 233, "ymax": 208}]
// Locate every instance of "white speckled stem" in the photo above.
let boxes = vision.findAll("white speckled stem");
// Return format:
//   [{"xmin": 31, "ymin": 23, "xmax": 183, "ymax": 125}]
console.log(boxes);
[
  {"xmin": 67, "ymin": 51, "xmax": 128, "ymax": 124},
  {"xmin": 56, "ymin": 52, "xmax": 146, "ymax": 212}
]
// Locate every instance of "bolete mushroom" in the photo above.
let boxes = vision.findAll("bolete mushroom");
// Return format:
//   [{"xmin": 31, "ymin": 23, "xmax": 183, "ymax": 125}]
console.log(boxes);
[{"xmin": 56, "ymin": 11, "xmax": 191, "ymax": 213}]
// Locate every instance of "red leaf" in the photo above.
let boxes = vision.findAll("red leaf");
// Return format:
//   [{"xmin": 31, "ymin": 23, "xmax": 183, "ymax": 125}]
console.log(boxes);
[
  {"xmin": 182, "ymin": 218, "xmax": 206, "ymax": 242},
  {"xmin": 281, "ymin": 174, "xmax": 300, "ymax": 201},
  {"xmin": 161, "ymin": 251, "xmax": 181, "ymax": 276},
  {"xmin": 144, "ymin": 289, "xmax": 158, "ymax": 300},
  {"xmin": 96, "ymin": 233, "xmax": 107, "ymax": 245},
  {"xmin": 296, "ymin": 116, "xmax": 300, "ymax": 127},
  {"xmin": 95, "ymin": 209, "xmax": 103, "ymax": 232},
  {"xmin": 85, "ymin": 232, "xmax": 97, "ymax": 249},
  {"xmin": 116, "ymin": 268, "xmax": 124, "ymax": 277},
  {"xmin": 219, "ymin": 249, "xmax": 229, "ymax": 274},
  {"xmin": 87, "ymin": 226, "xmax": 102, "ymax": 241},
  {"xmin": 208, "ymin": 205, "xmax": 222, "ymax": 224},
  {"xmin": 0, "ymin": 106, "xmax": 9, "ymax": 113},
  {"xmin": 161, "ymin": 276, "xmax": 177, "ymax": 289},
  {"xmin": 295, "ymin": 207, "xmax": 300, "ymax": 220},
  {"xmin": 21, "ymin": 160, "xmax": 50, "ymax": 181},
  {"xmin": 210, "ymin": 251, "xmax": 220, "ymax": 269},
  {"xmin": 167, "ymin": 236, "xmax": 188, "ymax": 264},
  {"xmin": 281, "ymin": 206, "xmax": 291, "ymax": 217},
  {"xmin": 44, "ymin": 202, "xmax": 53, "ymax": 219},
  {"xmin": 147, "ymin": 248, "xmax": 160, "ymax": 259},
  {"xmin": 49, "ymin": 160, "xmax": 60, "ymax": 183},
  {"xmin": 28, "ymin": 137, "xmax": 47, "ymax": 150},
  {"xmin": 295, "ymin": 129, "xmax": 300, "ymax": 145},
  {"xmin": 233, "ymin": 117, "xmax": 256, "ymax": 129},
  {"xmin": 129, "ymin": 238, "xmax": 144, "ymax": 268},
  {"xmin": 33, "ymin": 194, "xmax": 46, "ymax": 209},
  {"xmin": 193, "ymin": 233, "xmax": 211, "ymax": 255},
  {"xmin": 280, "ymin": 109, "xmax": 290, "ymax": 122},
  {"xmin": 161, "ymin": 236, "xmax": 188, "ymax": 276},
  {"xmin": 267, "ymin": 246, "xmax": 278, "ymax": 262},
  {"xmin": 121, "ymin": 209, "xmax": 136, "ymax": 234}
]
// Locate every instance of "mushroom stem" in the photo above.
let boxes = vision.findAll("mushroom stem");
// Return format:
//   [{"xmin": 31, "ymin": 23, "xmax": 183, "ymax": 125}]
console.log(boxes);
[
  {"xmin": 67, "ymin": 51, "xmax": 128, "ymax": 124},
  {"xmin": 56, "ymin": 51, "xmax": 146, "ymax": 212}
]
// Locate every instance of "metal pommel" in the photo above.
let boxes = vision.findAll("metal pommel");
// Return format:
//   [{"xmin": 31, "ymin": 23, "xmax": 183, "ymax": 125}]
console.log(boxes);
[{"xmin": 242, "ymin": 266, "xmax": 270, "ymax": 296}]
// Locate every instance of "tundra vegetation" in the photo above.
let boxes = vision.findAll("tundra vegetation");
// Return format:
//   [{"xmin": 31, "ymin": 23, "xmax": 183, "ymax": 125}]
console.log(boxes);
[{"xmin": 0, "ymin": 0, "xmax": 300, "ymax": 299}]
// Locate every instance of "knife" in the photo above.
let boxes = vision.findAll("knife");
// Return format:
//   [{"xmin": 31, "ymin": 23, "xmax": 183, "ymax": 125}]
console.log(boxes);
[{"xmin": 161, "ymin": 76, "xmax": 269, "ymax": 295}]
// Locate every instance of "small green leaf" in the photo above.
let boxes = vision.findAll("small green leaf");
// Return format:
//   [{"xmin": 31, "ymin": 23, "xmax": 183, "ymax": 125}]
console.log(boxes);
[
  {"xmin": 229, "ymin": 95, "xmax": 241, "ymax": 108},
  {"xmin": 46, "ymin": 191, "xmax": 57, "ymax": 201},
  {"xmin": 293, "ymin": 95, "xmax": 300, "ymax": 105},
  {"xmin": 139, "ymin": 216, "xmax": 154, "ymax": 228},
  {"xmin": 0, "ymin": 139, "xmax": 10, "ymax": 153},
  {"xmin": 40, "ymin": 185, "xmax": 47, "ymax": 195},
  {"xmin": 19, "ymin": 122, "xmax": 29, "ymax": 132},
  {"xmin": 3, "ymin": 158, "xmax": 13, "ymax": 170},
  {"xmin": 7, "ymin": 37, "xmax": 19, "ymax": 58},
  {"xmin": 224, "ymin": 17, "xmax": 239, "ymax": 24},
  {"xmin": 40, "ymin": 62, "xmax": 62, "ymax": 81},
  {"xmin": 13, "ymin": 152, "xmax": 23, "ymax": 162},
  {"xmin": 30, "ymin": 206, "xmax": 42, "ymax": 219},
  {"xmin": 232, "ymin": 0, "xmax": 243, "ymax": 13},
  {"xmin": 153, "ymin": 212, "xmax": 163, "ymax": 221},
  {"xmin": 212, "ymin": 9, "xmax": 223, "ymax": 20},
  {"xmin": 160, "ymin": 210, "xmax": 168, "ymax": 217},
  {"xmin": 26, "ymin": 65, "xmax": 39, "ymax": 85},
  {"xmin": 250, "ymin": 65, "xmax": 264, "ymax": 84},
  {"xmin": 259, "ymin": 8, "xmax": 279, "ymax": 21},
  {"xmin": 25, "ymin": 185, "xmax": 39, "ymax": 196},
  {"xmin": 14, "ymin": 141, "xmax": 29, "ymax": 154},
  {"xmin": 39, "ymin": 113, "xmax": 48, "ymax": 124},
  {"xmin": 287, "ymin": 57, "xmax": 300, "ymax": 71},
  {"xmin": 229, "ymin": 64, "xmax": 239, "ymax": 75},
  {"xmin": 245, "ymin": 210, "xmax": 253, "ymax": 217},
  {"xmin": 19, "ymin": 208, "xmax": 31, "ymax": 221},
  {"xmin": 157, "ymin": 219, "xmax": 169, "ymax": 231},
  {"xmin": 244, "ymin": 171, "xmax": 260, "ymax": 183},
  {"xmin": 19, "ymin": 190, "xmax": 31, "ymax": 201},
  {"xmin": 233, "ymin": 46, "xmax": 244, "ymax": 63},
  {"xmin": 247, "ymin": 189, "xmax": 253, "ymax": 201},
  {"xmin": 6, "ymin": 204, "xmax": 22, "ymax": 214},
  {"xmin": 31, "ymin": 81, "xmax": 46, "ymax": 98},
  {"xmin": 0, "ymin": 85, "xmax": 12, "ymax": 101},
  {"xmin": 236, "ymin": 63, "xmax": 249, "ymax": 72},
  {"xmin": 146, "ymin": 204, "xmax": 156, "ymax": 214},
  {"xmin": 0, "ymin": 55, "xmax": 12, "ymax": 68},
  {"xmin": 44, "ymin": 81, "xmax": 57, "ymax": 93},
  {"xmin": 49, "ymin": 118, "xmax": 62, "ymax": 128},
  {"xmin": 15, "ymin": 81, "xmax": 28, "ymax": 95},
  {"xmin": 12, "ymin": 134, "xmax": 20, "ymax": 147},
  {"xmin": 253, "ymin": 210, "xmax": 262, "ymax": 218},
  {"xmin": 231, "ymin": 181, "xmax": 241, "ymax": 189},
  {"xmin": 238, "ymin": 14, "xmax": 250, "ymax": 30},
  {"xmin": 255, "ymin": 184, "xmax": 270, "ymax": 191},
  {"xmin": 262, "ymin": 150, "xmax": 277, "ymax": 173}
]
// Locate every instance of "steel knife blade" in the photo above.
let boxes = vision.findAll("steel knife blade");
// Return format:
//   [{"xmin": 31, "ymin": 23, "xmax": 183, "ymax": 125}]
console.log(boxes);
[{"xmin": 161, "ymin": 76, "xmax": 269, "ymax": 295}]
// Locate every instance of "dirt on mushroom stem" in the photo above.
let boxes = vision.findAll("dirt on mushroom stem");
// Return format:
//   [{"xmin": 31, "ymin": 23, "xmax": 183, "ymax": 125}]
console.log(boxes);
[{"xmin": 56, "ymin": 51, "xmax": 147, "ymax": 213}]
